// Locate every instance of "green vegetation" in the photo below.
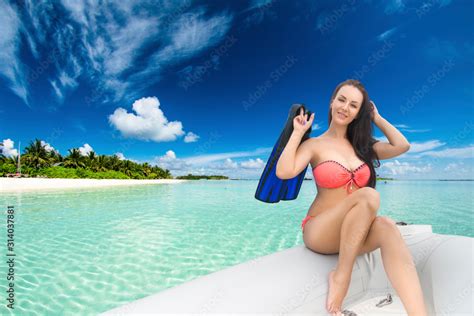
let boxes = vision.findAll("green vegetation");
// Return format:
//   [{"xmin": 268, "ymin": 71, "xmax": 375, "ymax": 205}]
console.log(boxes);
[
  {"xmin": 0, "ymin": 139, "xmax": 172, "ymax": 179},
  {"xmin": 176, "ymin": 174, "xmax": 228, "ymax": 180}
]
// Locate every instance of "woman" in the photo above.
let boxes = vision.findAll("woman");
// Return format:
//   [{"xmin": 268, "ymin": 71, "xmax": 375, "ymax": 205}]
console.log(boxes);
[{"xmin": 275, "ymin": 79, "xmax": 427, "ymax": 316}]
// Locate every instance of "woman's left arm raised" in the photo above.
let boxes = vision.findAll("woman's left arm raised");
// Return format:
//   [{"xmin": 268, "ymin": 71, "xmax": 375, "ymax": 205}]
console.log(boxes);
[{"xmin": 370, "ymin": 100, "xmax": 410, "ymax": 160}]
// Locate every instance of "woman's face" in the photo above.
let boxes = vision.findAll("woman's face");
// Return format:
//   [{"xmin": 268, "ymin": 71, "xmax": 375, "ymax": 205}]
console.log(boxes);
[{"xmin": 331, "ymin": 85, "xmax": 364, "ymax": 124}]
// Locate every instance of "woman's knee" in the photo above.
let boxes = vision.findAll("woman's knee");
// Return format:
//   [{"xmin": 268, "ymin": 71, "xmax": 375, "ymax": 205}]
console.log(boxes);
[
  {"xmin": 357, "ymin": 187, "xmax": 380, "ymax": 211},
  {"xmin": 372, "ymin": 216, "xmax": 401, "ymax": 238}
]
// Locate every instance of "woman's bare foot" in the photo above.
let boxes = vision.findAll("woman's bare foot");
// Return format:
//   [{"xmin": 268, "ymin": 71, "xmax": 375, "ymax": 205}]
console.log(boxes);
[{"xmin": 326, "ymin": 269, "xmax": 351, "ymax": 314}]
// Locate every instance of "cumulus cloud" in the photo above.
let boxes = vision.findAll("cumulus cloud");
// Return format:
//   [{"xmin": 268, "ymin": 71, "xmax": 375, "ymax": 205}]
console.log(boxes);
[
  {"xmin": 240, "ymin": 158, "xmax": 265, "ymax": 169},
  {"xmin": 443, "ymin": 162, "xmax": 472, "ymax": 176},
  {"xmin": 114, "ymin": 152, "xmax": 138, "ymax": 162},
  {"xmin": 41, "ymin": 140, "xmax": 59, "ymax": 155},
  {"xmin": 0, "ymin": 139, "xmax": 18, "ymax": 157},
  {"xmin": 108, "ymin": 96, "xmax": 187, "ymax": 142},
  {"xmin": 213, "ymin": 158, "xmax": 238, "ymax": 170},
  {"xmin": 444, "ymin": 162, "xmax": 458, "ymax": 171},
  {"xmin": 154, "ymin": 150, "xmax": 192, "ymax": 171},
  {"xmin": 162, "ymin": 150, "xmax": 176, "ymax": 160},
  {"xmin": 184, "ymin": 132, "xmax": 199, "ymax": 143},
  {"xmin": 380, "ymin": 160, "xmax": 432, "ymax": 175},
  {"xmin": 150, "ymin": 148, "xmax": 273, "ymax": 178},
  {"xmin": 115, "ymin": 152, "xmax": 126, "ymax": 160},
  {"xmin": 79, "ymin": 143, "xmax": 94, "ymax": 156}
]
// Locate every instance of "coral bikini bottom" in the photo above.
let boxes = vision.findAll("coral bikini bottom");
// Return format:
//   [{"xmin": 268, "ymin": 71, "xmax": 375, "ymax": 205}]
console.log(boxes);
[{"xmin": 301, "ymin": 215, "xmax": 316, "ymax": 231}]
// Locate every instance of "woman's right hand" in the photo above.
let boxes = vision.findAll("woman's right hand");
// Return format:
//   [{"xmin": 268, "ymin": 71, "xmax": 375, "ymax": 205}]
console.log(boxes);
[{"xmin": 293, "ymin": 107, "xmax": 315, "ymax": 134}]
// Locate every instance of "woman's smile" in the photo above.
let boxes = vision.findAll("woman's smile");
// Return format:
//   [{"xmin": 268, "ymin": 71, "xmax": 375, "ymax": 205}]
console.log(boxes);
[{"xmin": 337, "ymin": 112, "xmax": 348, "ymax": 119}]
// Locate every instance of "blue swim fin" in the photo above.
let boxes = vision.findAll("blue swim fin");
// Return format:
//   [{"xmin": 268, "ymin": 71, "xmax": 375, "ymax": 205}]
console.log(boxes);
[{"xmin": 255, "ymin": 104, "xmax": 313, "ymax": 203}]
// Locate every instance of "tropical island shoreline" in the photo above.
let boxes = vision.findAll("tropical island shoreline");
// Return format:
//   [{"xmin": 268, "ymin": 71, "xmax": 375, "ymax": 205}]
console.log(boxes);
[{"xmin": 0, "ymin": 177, "xmax": 188, "ymax": 193}]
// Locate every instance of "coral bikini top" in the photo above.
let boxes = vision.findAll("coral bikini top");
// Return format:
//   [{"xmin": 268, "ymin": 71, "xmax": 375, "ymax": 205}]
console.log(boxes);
[{"xmin": 312, "ymin": 160, "xmax": 371, "ymax": 194}]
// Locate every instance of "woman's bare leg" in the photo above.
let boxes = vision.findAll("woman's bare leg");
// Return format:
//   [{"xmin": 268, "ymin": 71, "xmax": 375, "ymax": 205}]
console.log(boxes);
[
  {"xmin": 326, "ymin": 198, "xmax": 379, "ymax": 314},
  {"xmin": 361, "ymin": 216, "xmax": 428, "ymax": 316}
]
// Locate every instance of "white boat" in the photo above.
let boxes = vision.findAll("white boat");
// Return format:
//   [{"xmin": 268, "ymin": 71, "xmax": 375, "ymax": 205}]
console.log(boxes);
[{"xmin": 101, "ymin": 224, "xmax": 473, "ymax": 315}]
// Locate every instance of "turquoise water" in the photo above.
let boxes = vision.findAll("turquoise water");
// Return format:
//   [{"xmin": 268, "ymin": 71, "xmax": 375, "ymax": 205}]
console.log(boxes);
[{"xmin": 0, "ymin": 179, "xmax": 472, "ymax": 315}]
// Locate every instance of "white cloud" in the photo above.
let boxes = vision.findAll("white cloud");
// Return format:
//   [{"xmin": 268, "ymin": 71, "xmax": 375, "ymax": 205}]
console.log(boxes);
[
  {"xmin": 184, "ymin": 132, "xmax": 199, "ymax": 143},
  {"xmin": 50, "ymin": 80, "xmax": 63, "ymax": 101},
  {"xmin": 224, "ymin": 158, "xmax": 238, "ymax": 169},
  {"xmin": 240, "ymin": 158, "xmax": 265, "ymax": 169},
  {"xmin": 150, "ymin": 148, "xmax": 273, "ymax": 178},
  {"xmin": 183, "ymin": 147, "xmax": 271, "ymax": 165},
  {"xmin": 4, "ymin": 1, "xmax": 233, "ymax": 106},
  {"xmin": 213, "ymin": 158, "xmax": 239, "ymax": 170},
  {"xmin": 0, "ymin": 0, "xmax": 28, "ymax": 105},
  {"xmin": 377, "ymin": 26, "xmax": 398, "ymax": 41},
  {"xmin": 402, "ymin": 129, "xmax": 431, "ymax": 133},
  {"xmin": 391, "ymin": 124, "xmax": 430, "ymax": 133},
  {"xmin": 62, "ymin": 1, "xmax": 232, "ymax": 104},
  {"xmin": 408, "ymin": 140, "xmax": 446, "ymax": 153},
  {"xmin": 380, "ymin": 160, "xmax": 432, "ymax": 175},
  {"xmin": 114, "ymin": 152, "xmax": 138, "ymax": 162},
  {"xmin": 79, "ymin": 143, "xmax": 94, "ymax": 156},
  {"xmin": 128, "ymin": 8, "xmax": 232, "ymax": 94},
  {"xmin": 393, "ymin": 124, "xmax": 409, "ymax": 128},
  {"xmin": 108, "ymin": 97, "xmax": 186, "ymax": 142},
  {"xmin": 443, "ymin": 162, "xmax": 472, "ymax": 176},
  {"xmin": 40, "ymin": 140, "xmax": 59, "ymax": 155},
  {"xmin": 412, "ymin": 145, "xmax": 474, "ymax": 159},
  {"xmin": 0, "ymin": 139, "xmax": 18, "ymax": 157},
  {"xmin": 50, "ymin": 67, "xmax": 80, "ymax": 103},
  {"xmin": 444, "ymin": 162, "xmax": 458, "ymax": 171},
  {"xmin": 154, "ymin": 150, "xmax": 192, "ymax": 171},
  {"xmin": 115, "ymin": 152, "xmax": 126, "ymax": 160},
  {"xmin": 162, "ymin": 150, "xmax": 176, "ymax": 160}
]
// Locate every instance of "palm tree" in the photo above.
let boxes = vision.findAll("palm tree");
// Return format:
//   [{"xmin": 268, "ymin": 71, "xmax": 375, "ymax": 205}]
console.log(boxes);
[
  {"xmin": 49, "ymin": 149, "xmax": 63, "ymax": 166},
  {"xmin": 120, "ymin": 160, "xmax": 135, "ymax": 177},
  {"xmin": 107, "ymin": 154, "xmax": 122, "ymax": 171},
  {"xmin": 22, "ymin": 139, "xmax": 51, "ymax": 169},
  {"xmin": 0, "ymin": 141, "xmax": 5, "ymax": 164},
  {"xmin": 63, "ymin": 148, "xmax": 86, "ymax": 169},
  {"xmin": 86, "ymin": 151, "xmax": 97, "ymax": 169},
  {"xmin": 94, "ymin": 155, "xmax": 108, "ymax": 172},
  {"xmin": 142, "ymin": 162, "xmax": 152, "ymax": 177}
]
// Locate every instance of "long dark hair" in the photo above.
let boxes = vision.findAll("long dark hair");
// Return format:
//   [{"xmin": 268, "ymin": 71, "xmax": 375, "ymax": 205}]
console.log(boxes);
[{"xmin": 328, "ymin": 79, "xmax": 380, "ymax": 189}]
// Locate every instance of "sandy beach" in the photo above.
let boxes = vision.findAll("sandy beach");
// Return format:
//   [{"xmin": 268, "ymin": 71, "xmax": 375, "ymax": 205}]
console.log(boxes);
[{"xmin": 0, "ymin": 177, "xmax": 187, "ymax": 192}]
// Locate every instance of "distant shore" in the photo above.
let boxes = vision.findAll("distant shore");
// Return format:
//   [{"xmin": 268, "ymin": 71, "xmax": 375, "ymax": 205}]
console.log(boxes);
[{"xmin": 0, "ymin": 177, "xmax": 187, "ymax": 193}]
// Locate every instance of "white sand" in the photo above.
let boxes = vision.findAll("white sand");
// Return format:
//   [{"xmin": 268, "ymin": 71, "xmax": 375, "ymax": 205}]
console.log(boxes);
[{"xmin": 0, "ymin": 177, "xmax": 187, "ymax": 192}]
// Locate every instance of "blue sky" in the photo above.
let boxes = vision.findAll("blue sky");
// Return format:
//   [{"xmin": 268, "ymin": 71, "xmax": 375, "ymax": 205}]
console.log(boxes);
[{"xmin": 0, "ymin": 0, "xmax": 472, "ymax": 180}]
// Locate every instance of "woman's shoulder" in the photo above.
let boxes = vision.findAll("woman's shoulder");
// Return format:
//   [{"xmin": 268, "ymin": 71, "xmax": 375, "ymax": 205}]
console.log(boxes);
[
  {"xmin": 303, "ymin": 136, "xmax": 328, "ymax": 166},
  {"xmin": 300, "ymin": 136, "xmax": 323, "ymax": 148},
  {"xmin": 307, "ymin": 135, "xmax": 328, "ymax": 144}
]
